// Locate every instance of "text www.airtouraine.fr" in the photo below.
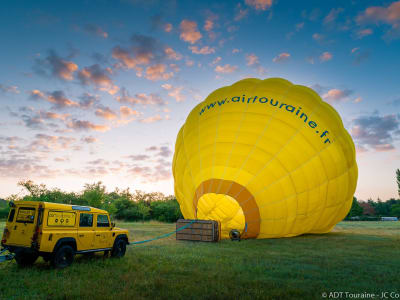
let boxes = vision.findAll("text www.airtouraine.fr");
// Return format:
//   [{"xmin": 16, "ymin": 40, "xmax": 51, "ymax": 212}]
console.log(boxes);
[{"xmin": 199, "ymin": 95, "xmax": 333, "ymax": 144}]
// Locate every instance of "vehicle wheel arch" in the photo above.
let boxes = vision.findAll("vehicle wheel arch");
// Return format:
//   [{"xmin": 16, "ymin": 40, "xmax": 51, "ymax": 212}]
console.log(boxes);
[{"xmin": 53, "ymin": 237, "xmax": 77, "ymax": 253}]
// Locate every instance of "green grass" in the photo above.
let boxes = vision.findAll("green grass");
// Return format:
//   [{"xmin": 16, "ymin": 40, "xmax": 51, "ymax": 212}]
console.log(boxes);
[{"xmin": 1, "ymin": 221, "xmax": 400, "ymax": 300}]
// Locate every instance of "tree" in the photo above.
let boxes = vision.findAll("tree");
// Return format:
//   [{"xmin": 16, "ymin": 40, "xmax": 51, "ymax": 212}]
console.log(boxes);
[
  {"xmin": 347, "ymin": 197, "xmax": 363, "ymax": 218},
  {"xmin": 81, "ymin": 182, "xmax": 106, "ymax": 208},
  {"xmin": 397, "ymin": 169, "xmax": 400, "ymax": 198},
  {"xmin": 390, "ymin": 203, "xmax": 400, "ymax": 218}
]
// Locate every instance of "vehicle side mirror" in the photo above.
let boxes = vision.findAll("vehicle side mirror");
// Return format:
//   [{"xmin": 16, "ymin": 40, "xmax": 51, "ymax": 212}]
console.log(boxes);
[{"xmin": 111, "ymin": 222, "xmax": 115, "ymax": 228}]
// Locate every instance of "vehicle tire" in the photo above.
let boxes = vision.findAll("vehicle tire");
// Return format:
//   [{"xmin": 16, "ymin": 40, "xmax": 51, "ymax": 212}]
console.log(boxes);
[
  {"xmin": 51, "ymin": 245, "xmax": 75, "ymax": 268},
  {"xmin": 15, "ymin": 252, "xmax": 39, "ymax": 267},
  {"xmin": 111, "ymin": 238, "xmax": 126, "ymax": 258}
]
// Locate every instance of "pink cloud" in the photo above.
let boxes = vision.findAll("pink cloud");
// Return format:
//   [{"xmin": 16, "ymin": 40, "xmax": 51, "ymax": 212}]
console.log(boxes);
[
  {"xmin": 319, "ymin": 51, "xmax": 333, "ymax": 62},
  {"xmin": 31, "ymin": 90, "xmax": 79, "ymax": 109},
  {"xmin": 140, "ymin": 114, "xmax": 163, "ymax": 123},
  {"xmin": 272, "ymin": 52, "xmax": 290, "ymax": 63},
  {"xmin": 78, "ymin": 64, "xmax": 119, "ymax": 95},
  {"xmin": 164, "ymin": 23, "xmax": 173, "ymax": 32},
  {"xmin": 189, "ymin": 46, "xmax": 215, "ymax": 55},
  {"xmin": 204, "ymin": 19, "xmax": 214, "ymax": 31},
  {"xmin": 357, "ymin": 1, "xmax": 400, "ymax": 25},
  {"xmin": 116, "ymin": 88, "xmax": 166, "ymax": 107},
  {"xmin": 120, "ymin": 106, "xmax": 140, "ymax": 118},
  {"xmin": 245, "ymin": 0, "xmax": 273, "ymax": 11},
  {"xmin": 179, "ymin": 20, "xmax": 202, "ymax": 44},
  {"xmin": 322, "ymin": 88, "xmax": 352, "ymax": 102},
  {"xmin": 246, "ymin": 53, "xmax": 259, "ymax": 66},
  {"xmin": 357, "ymin": 28, "xmax": 373, "ymax": 38},
  {"xmin": 67, "ymin": 119, "xmax": 110, "ymax": 132},
  {"xmin": 162, "ymin": 84, "xmax": 185, "ymax": 102},
  {"xmin": 215, "ymin": 64, "xmax": 238, "ymax": 74},
  {"xmin": 164, "ymin": 47, "xmax": 182, "ymax": 60},
  {"xmin": 145, "ymin": 64, "xmax": 173, "ymax": 81},
  {"xmin": 95, "ymin": 106, "xmax": 117, "ymax": 120}
]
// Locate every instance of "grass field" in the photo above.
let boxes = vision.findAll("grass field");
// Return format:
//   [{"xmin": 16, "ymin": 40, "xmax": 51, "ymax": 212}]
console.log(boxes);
[{"xmin": 1, "ymin": 221, "xmax": 399, "ymax": 300}]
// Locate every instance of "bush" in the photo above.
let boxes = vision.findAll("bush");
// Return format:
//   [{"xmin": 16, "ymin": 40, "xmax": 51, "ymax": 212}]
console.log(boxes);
[
  {"xmin": 150, "ymin": 199, "xmax": 183, "ymax": 222},
  {"xmin": 0, "ymin": 206, "xmax": 9, "ymax": 219}
]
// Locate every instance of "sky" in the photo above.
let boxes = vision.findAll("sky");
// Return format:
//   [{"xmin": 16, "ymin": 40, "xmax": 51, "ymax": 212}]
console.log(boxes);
[{"xmin": 0, "ymin": 0, "xmax": 399, "ymax": 201}]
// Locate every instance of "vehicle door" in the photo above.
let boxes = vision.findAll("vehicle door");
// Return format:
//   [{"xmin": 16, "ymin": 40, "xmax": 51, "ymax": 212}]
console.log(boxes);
[
  {"xmin": 77, "ymin": 213, "xmax": 95, "ymax": 250},
  {"xmin": 94, "ymin": 214, "xmax": 113, "ymax": 249},
  {"xmin": 6, "ymin": 205, "xmax": 37, "ymax": 247}
]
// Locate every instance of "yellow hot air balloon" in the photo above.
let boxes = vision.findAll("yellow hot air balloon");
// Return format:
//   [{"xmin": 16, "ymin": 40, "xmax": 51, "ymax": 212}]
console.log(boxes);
[{"xmin": 172, "ymin": 78, "xmax": 358, "ymax": 239}]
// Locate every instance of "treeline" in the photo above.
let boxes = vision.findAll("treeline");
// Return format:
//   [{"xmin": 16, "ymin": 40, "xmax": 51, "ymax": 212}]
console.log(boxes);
[
  {"xmin": 0, "ymin": 180, "xmax": 183, "ymax": 222},
  {"xmin": 346, "ymin": 197, "xmax": 400, "ymax": 220}
]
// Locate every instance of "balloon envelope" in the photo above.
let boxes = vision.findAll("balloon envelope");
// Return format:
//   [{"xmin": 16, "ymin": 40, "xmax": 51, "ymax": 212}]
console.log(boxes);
[{"xmin": 173, "ymin": 78, "xmax": 358, "ymax": 239}]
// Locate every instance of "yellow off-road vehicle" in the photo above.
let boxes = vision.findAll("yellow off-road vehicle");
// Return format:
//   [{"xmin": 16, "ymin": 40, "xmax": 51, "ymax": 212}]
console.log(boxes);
[{"xmin": 1, "ymin": 201, "xmax": 129, "ymax": 268}]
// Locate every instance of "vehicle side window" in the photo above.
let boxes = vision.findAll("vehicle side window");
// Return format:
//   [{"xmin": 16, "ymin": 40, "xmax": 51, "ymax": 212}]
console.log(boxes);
[
  {"xmin": 79, "ymin": 213, "xmax": 93, "ymax": 227},
  {"xmin": 97, "ymin": 214, "xmax": 110, "ymax": 227},
  {"xmin": 8, "ymin": 209, "xmax": 15, "ymax": 222}
]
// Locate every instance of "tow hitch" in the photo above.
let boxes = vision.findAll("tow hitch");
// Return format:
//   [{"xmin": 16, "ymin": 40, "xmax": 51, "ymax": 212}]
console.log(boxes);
[{"xmin": 0, "ymin": 248, "xmax": 14, "ymax": 263}]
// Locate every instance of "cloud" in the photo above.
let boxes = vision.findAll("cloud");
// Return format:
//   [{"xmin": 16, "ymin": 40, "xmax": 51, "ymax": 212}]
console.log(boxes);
[
  {"xmin": 81, "ymin": 136, "xmax": 98, "ymax": 144},
  {"xmin": 79, "ymin": 93, "xmax": 100, "ymax": 109},
  {"xmin": 139, "ymin": 114, "xmax": 163, "ymax": 123},
  {"xmin": 185, "ymin": 59, "xmax": 195, "ymax": 67},
  {"xmin": 83, "ymin": 24, "xmax": 108, "ymax": 38},
  {"xmin": 319, "ymin": 51, "xmax": 333, "ymax": 62},
  {"xmin": 234, "ymin": 3, "xmax": 249, "ymax": 21},
  {"xmin": 30, "ymin": 90, "xmax": 79, "ymax": 109},
  {"xmin": 164, "ymin": 47, "xmax": 182, "ymax": 60},
  {"xmin": 162, "ymin": 84, "xmax": 185, "ymax": 102},
  {"xmin": 179, "ymin": 20, "xmax": 202, "ymax": 44},
  {"xmin": 214, "ymin": 64, "xmax": 238, "ymax": 73},
  {"xmin": 120, "ymin": 106, "xmax": 140, "ymax": 118},
  {"xmin": 67, "ymin": 119, "xmax": 110, "ymax": 132},
  {"xmin": 34, "ymin": 50, "xmax": 78, "ymax": 81},
  {"xmin": 324, "ymin": 8, "xmax": 343, "ymax": 24},
  {"xmin": 246, "ymin": 53, "xmax": 259, "ymax": 66},
  {"xmin": 357, "ymin": 1, "xmax": 400, "ymax": 25},
  {"xmin": 351, "ymin": 113, "xmax": 400, "ymax": 152},
  {"xmin": 144, "ymin": 64, "xmax": 173, "ymax": 81},
  {"xmin": 164, "ymin": 23, "xmax": 173, "ymax": 32},
  {"xmin": 245, "ymin": 0, "xmax": 273, "ymax": 11},
  {"xmin": 212, "ymin": 57, "xmax": 222, "ymax": 65},
  {"xmin": 354, "ymin": 97, "xmax": 363, "ymax": 103},
  {"xmin": 312, "ymin": 33, "xmax": 324, "ymax": 41},
  {"xmin": 78, "ymin": 64, "xmax": 119, "ymax": 95},
  {"xmin": 146, "ymin": 145, "xmax": 172, "ymax": 157},
  {"xmin": 189, "ymin": 46, "xmax": 215, "ymax": 55},
  {"xmin": 112, "ymin": 34, "xmax": 172, "ymax": 72},
  {"xmin": 204, "ymin": 19, "xmax": 214, "ymax": 31},
  {"xmin": 322, "ymin": 88, "xmax": 353, "ymax": 103},
  {"xmin": 296, "ymin": 22, "xmax": 304, "ymax": 31},
  {"xmin": 0, "ymin": 84, "xmax": 19, "ymax": 94},
  {"xmin": 29, "ymin": 134, "xmax": 76, "ymax": 152},
  {"xmin": 95, "ymin": 106, "xmax": 118, "ymax": 120},
  {"xmin": 356, "ymin": 1, "xmax": 400, "ymax": 39},
  {"xmin": 116, "ymin": 87, "xmax": 166, "ymax": 107},
  {"xmin": 127, "ymin": 154, "xmax": 150, "ymax": 161},
  {"xmin": 272, "ymin": 52, "xmax": 290, "ymax": 63},
  {"xmin": 356, "ymin": 28, "xmax": 373, "ymax": 38}
]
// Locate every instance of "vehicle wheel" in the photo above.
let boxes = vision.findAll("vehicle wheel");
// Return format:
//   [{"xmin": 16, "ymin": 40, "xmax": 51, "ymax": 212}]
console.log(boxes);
[
  {"xmin": 42, "ymin": 254, "xmax": 51, "ymax": 262},
  {"xmin": 111, "ymin": 238, "xmax": 126, "ymax": 258},
  {"xmin": 51, "ymin": 245, "xmax": 75, "ymax": 268},
  {"xmin": 15, "ymin": 252, "xmax": 38, "ymax": 267}
]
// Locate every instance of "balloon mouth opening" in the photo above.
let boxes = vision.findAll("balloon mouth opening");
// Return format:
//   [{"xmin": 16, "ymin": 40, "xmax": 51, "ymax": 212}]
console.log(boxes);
[
  {"xmin": 193, "ymin": 179, "xmax": 261, "ymax": 239},
  {"xmin": 197, "ymin": 193, "xmax": 245, "ymax": 239}
]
